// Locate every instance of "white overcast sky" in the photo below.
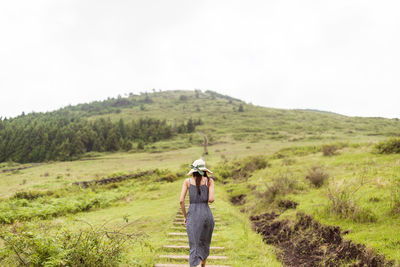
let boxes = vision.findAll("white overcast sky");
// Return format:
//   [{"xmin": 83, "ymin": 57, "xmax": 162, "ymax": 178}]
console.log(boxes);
[{"xmin": 1, "ymin": 0, "xmax": 399, "ymax": 118}]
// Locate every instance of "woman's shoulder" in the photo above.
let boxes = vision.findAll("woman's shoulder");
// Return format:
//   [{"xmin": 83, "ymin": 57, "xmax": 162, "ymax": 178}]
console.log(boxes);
[{"xmin": 184, "ymin": 178, "xmax": 191, "ymax": 186}]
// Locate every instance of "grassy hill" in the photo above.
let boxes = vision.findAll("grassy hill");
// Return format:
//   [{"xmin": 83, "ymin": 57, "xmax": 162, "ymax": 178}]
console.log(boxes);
[
  {"xmin": 2, "ymin": 89, "xmax": 399, "ymax": 161},
  {"xmin": 81, "ymin": 90, "xmax": 399, "ymax": 141},
  {"xmin": 61, "ymin": 89, "xmax": 400, "ymax": 154},
  {"xmin": 83, "ymin": 90, "xmax": 400, "ymax": 158},
  {"xmin": 1, "ymin": 89, "xmax": 400, "ymax": 266}
]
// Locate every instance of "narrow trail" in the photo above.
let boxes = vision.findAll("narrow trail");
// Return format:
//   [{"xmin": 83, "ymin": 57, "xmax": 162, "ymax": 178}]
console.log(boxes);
[{"xmin": 154, "ymin": 199, "xmax": 232, "ymax": 267}]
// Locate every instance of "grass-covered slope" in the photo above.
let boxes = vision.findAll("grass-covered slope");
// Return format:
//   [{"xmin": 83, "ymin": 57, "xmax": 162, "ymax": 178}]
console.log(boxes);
[
  {"xmin": 1, "ymin": 89, "xmax": 400, "ymax": 266},
  {"xmin": 84, "ymin": 90, "xmax": 400, "ymax": 143},
  {"xmin": 0, "ymin": 157, "xmax": 281, "ymax": 266},
  {"xmin": 214, "ymin": 143, "xmax": 400, "ymax": 265},
  {"xmin": 2, "ymin": 89, "xmax": 399, "ymax": 163}
]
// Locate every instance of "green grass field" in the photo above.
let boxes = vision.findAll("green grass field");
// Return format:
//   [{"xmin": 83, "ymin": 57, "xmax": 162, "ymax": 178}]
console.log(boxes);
[
  {"xmin": 0, "ymin": 150, "xmax": 281, "ymax": 266},
  {"xmin": 1, "ymin": 90, "xmax": 400, "ymax": 266},
  {"xmin": 226, "ymin": 143, "xmax": 400, "ymax": 263}
]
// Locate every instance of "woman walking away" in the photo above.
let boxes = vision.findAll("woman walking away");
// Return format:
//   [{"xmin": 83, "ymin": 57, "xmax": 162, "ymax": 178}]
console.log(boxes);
[{"xmin": 179, "ymin": 159, "xmax": 215, "ymax": 267}]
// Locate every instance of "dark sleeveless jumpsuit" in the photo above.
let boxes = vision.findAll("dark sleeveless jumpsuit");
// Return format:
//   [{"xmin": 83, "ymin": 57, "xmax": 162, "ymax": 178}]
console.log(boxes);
[{"xmin": 186, "ymin": 178, "xmax": 215, "ymax": 266}]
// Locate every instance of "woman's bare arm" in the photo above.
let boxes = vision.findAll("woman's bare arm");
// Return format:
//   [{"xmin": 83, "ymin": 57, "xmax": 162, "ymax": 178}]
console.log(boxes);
[
  {"xmin": 179, "ymin": 178, "xmax": 189, "ymax": 224},
  {"xmin": 208, "ymin": 178, "xmax": 214, "ymax": 203}
]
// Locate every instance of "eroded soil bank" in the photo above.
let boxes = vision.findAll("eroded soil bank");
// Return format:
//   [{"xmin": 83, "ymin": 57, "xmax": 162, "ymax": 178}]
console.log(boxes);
[{"xmin": 250, "ymin": 212, "xmax": 394, "ymax": 267}]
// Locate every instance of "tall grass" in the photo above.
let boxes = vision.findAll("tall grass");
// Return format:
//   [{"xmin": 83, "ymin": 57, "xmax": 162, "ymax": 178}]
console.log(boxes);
[
  {"xmin": 391, "ymin": 176, "xmax": 400, "ymax": 214},
  {"xmin": 326, "ymin": 180, "xmax": 377, "ymax": 223},
  {"xmin": 260, "ymin": 174, "xmax": 299, "ymax": 203}
]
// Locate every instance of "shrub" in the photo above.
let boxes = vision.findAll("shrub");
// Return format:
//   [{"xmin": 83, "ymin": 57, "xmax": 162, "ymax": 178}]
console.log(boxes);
[
  {"xmin": 214, "ymin": 155, "xmax": 269, "ymax": 181},
  {"xmin": 326, "ymin": 181, "xmax": 377, "ymax": 223},
  {"xmin": 306, "ymin": 166, "xmax": 329, "ymax": 187},
  {"xmin": 179, "ymin": 95, "xmax": 188, "ymax": 101},
  {"xmin": 390, "ymin": 176, "xmax": 400, "ymax": 214},
  {"xmin": 282, "ymin": 158, "xmax": 296, "ymax": 166},
  {"xmin": 375, "ymin": 137, "xmax": 400, "ymax": 154},
  {"xmin": 238, "ymin": 156, "xmax": 269, "ymax": 176},
  {"xmin": 0, "ymin": 222, "xmax": 138, "ymax": 266},
  {"xmin": 137, "ymin": 141, "xmax": 145, "ymax": 150},
  {"xmin": 261, "ymin": 174, "xmax": 298, "ymax": 203},
  {"xmin": 230, "ymin": 194, "xmax": 246, "ymax": 205},
  {"xmin": 321, "ymin": 144, "xmax": 338, "ymax": 156},
  {"xmin": 160, "ymin": 173, "xmax": 178, "ymax": 183},
  {"xmin": 273, "ymin": 145, "xmax": 320, "ymax": 158},
  {"xmin": 12, "ymin": 190, "xmax": 47, "ymax": 200}
]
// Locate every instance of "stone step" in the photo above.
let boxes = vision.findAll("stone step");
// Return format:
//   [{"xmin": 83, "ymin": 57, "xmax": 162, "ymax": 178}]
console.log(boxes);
[
  {"xmin": 168, "ymin": 232, "xmax": 187, "ymax": 236},
  {"xmin": 182, "ymin": 206, "xmax": 215, "ymax": 209},
  {"xmin": 155, "ymin": 264, "xmax": 231, "ymax": 267},
  {"xmin": 170, "ymin": 226, "xmax": 218, "ymax": 232},
  {"xmin": 175, "ymin": 215, "xmax": 220, "ymax": 220},
  {"xmin": 159, "ymin": 255, "xmax": 228, "ymax": 260},
  {"xmin": 173, "ymin": 222, "xmax": 219, "ymax": 226},
  {"xmin": 167, "ymin": 238, "xmax": 189, "ymax": 242},
  {"xmin": 167, "ymin": 238, "xmax": 221, "ymax": 244},
  {"xmin": 174, "ymin": 218, "xmax": 220, "ymax": 222},
  {"xmin": 171, "ymin": 223, "xmax": 186, "ymax": 227},
  {"xmin": 168, "ymin": 232, "xmax": 218, "ymax": 236},
  {"xmin": 170, "ymin": 226, "xmax": 187, "ymax": 230},
  {"xmin": 163, "ymin": 245, "xmax": 225, "ymax": 250}
]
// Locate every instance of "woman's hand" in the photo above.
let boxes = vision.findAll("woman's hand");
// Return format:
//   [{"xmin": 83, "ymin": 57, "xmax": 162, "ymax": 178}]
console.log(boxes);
[{"xmin": 184, "ymin": 217, "xmax": 187, "ymax": 225}]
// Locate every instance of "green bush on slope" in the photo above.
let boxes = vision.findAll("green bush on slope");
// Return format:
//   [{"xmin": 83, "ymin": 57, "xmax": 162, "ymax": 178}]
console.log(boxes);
[{"xmin": 375, "ymin": 137, "xmax": 400, "ymax": 154}]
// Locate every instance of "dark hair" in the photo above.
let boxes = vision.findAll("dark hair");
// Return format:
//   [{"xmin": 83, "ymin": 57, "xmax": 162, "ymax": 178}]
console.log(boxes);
[{"xmin": 193, "ymin": 171, "xmax": 209, "ymax": 195}]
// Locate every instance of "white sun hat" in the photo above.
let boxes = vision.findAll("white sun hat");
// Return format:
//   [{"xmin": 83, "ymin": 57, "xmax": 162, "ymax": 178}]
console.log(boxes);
[{"xmin": 187, "ymin": 158, "xmax": 213, "ymax": 176}]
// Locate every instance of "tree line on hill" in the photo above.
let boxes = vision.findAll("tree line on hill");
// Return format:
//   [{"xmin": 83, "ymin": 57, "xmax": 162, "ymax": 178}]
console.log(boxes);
[{"xmin": 0, "ymin": 113, "xmax": 201, "ymax": 163}]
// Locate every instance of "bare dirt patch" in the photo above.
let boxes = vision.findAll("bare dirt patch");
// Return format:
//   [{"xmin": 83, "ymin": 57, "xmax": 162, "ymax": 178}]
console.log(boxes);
[
  {"xmin": 230, "ymin": 194, "xmax": 246, "ymax": 205},
  {"xmin": 277, "ymin": 199, "xmax": 298, "ymax": 210},
  {"xmin": 1, "ymin": 163, "xmax": 43, "ymax": 173},
  {"xmin": 250, "ymin": 212, "xmax": 393, "ymax": 267},
  {"xmin": 73, "ymin": 170, "xmax": 155, "ymax": 188}
]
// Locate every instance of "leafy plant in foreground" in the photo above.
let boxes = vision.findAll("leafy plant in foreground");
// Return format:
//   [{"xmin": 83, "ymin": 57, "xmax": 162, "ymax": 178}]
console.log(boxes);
[{"xmin": 0, "ymin": 221, "xmax": 140, "ymax": 266}]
